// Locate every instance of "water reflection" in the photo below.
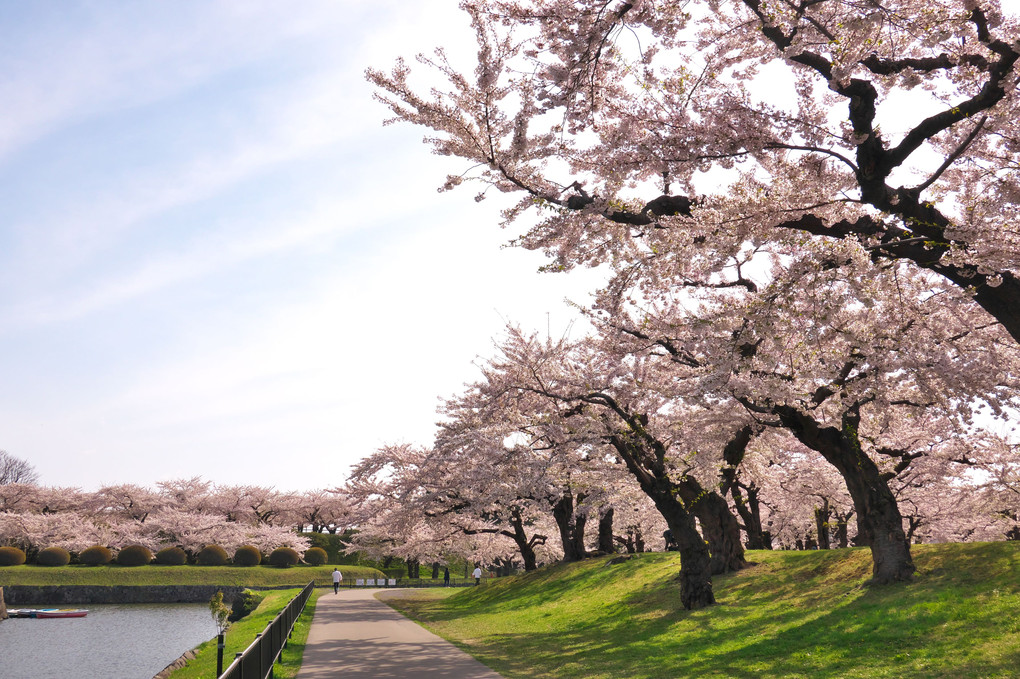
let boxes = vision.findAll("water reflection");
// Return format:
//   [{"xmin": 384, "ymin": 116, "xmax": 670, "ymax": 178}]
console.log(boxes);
[{"xmin": 0, "ymin": 603, "xmax": 216, "ymax": 679}]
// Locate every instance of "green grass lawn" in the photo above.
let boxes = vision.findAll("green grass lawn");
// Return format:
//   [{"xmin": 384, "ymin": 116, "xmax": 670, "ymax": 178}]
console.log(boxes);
[
  {"xmin": 0, "ymin": 563, "xmax": 383, "ymax": 588},
  {"xmin": 163, "ymin": 586, "xmax": 324, "ymax": 679},
  {"xmin": 383, "ymin": 542, "xmax": 1020, "ymax": 678}
]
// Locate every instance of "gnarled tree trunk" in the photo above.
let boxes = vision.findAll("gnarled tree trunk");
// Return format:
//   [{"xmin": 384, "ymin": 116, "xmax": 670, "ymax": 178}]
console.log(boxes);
[
  {"xmin": 607, "ymin": 433, "xmax": 715, "ymax": 609},
  {"xmin": 814, "ymin": 498, "xmax": 832, "ymax": 550},
  {"xmin": 675, "ymin": 477, "xmax": 747, "ymax": 574},
  {"xmin": 598, "ymin": 507, "xmax": 615, "ymax": 554},
  {"xmin": 552, "ymin": 491, "xmax": 588, "ymax": 562},
  {"xmin": 774, "ymin": 405, "xmax": 915, "ymax": 584},
  {"xmin": 719, "ymin": 424, "xmax": 771, "ymax": 550}
]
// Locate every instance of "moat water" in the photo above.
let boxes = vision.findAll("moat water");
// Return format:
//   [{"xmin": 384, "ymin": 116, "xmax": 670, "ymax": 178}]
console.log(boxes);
[{"xmin": 0, "ymin": 603, "xmax": 217, "ymax": 679}]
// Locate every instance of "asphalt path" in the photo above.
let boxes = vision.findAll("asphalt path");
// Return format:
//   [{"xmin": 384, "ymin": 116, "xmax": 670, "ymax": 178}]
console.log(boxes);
[{"xmin": 295, "ymin": 588, "xmax": 505, "ymax": 678}]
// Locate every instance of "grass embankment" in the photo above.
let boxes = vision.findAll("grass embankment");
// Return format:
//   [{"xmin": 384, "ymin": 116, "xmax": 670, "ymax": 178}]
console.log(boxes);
[
  {"xmin": 385, "ymin": 542, "xmax": 1020, "ymax": 679},
  {"xmin": 163, "ymin": 586, "xmax": 323, "ymax": 679},
  {"xmin": 0, "ymin": 564, "xmax": 383, "ymax": 588}
]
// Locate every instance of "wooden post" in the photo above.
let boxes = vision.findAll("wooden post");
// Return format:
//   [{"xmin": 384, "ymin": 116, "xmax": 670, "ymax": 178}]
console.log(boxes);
[{"xmin": 0, "ymin": 586, "xmax": 7, "ymax": 621}]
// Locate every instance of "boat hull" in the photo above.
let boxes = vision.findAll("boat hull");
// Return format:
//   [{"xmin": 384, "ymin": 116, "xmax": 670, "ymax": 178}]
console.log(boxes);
[{"xmin": 6, "ymin": 608, "xmax": 88, "ymax": 618}]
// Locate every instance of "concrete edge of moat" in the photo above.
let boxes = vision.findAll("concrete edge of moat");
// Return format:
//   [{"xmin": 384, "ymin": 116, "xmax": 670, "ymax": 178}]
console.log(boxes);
[{"xmin": 1, "ymin": 584, "xmax": 267, "ymax": 606}]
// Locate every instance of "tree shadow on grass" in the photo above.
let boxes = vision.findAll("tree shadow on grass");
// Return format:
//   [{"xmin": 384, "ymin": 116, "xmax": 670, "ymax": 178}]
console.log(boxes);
[{"xmin": 399, "ymin": 545, "xmax": 1020, "ymax": 679}]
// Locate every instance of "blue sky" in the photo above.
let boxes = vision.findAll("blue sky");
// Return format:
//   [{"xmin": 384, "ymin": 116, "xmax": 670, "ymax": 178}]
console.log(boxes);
[{"xmin": 0, "ymin": 1, "xmax": 601, "ymax": 491}]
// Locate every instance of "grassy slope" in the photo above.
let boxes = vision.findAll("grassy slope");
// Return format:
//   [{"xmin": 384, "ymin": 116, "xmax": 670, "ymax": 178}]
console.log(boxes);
[
  {"xmin": 0, "ymin": 564, "xmax": 383, "ymax": 588},
  {"xmin": 384, "ymin": 542, "xmax": 1020, "ymax": 679}
]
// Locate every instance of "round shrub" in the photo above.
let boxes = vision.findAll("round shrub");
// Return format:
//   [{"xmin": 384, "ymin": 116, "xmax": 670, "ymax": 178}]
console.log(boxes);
[
  {"xmin": 155, "ymin": 546, "xmax": 188, "ymax": 566},
  {"xmin": 303, "ymin": 546, "xmax": 328, "ymax": 566},
  {"xmin": 0, "ymin": 546, "xmax": 27, "ymax": 566},
  {"xmin": 233, "ymin": 544, "xmax": 262, "ymax": 567},
  {"xmin": 197, "ymin": 544, "xmax": 229, "ymax": 566},
  {"xmin": 117, "ymin": 544, "xmax": 153, "ymax": 567},
  {"xmin": 36, "ymin": 546, "xmax": 71, "ymax": 567},
  {"xmin": 268, "ymin": 547, "xmax": 300, "ymax": 568},
  {"xmin": 79, "ymin": 545, "xmax": 113, "ymax": 566}
]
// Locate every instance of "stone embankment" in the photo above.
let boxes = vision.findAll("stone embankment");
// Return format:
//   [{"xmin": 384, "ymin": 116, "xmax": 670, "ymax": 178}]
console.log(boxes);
[{"xmin": 2, "ymin": 584, "xmax": 247, "ymax": 606}]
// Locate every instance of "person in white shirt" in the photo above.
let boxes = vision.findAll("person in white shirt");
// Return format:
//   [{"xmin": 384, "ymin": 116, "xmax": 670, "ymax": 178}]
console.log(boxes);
[
  {"xmin": 472, "ymin": 566, "xmax": 482, "ymax": 585},
  {"xmin": 332, "ymin": 568, "xmax": 343, "ymax": 594}
]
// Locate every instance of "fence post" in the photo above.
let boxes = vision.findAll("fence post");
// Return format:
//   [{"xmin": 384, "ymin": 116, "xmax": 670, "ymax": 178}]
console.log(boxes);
[{"xmin": 216, "ymin": 632, "xmax": 225, "ymax": 677}]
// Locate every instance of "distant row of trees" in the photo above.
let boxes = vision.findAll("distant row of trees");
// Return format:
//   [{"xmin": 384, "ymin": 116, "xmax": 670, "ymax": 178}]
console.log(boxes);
[{"xmin": 0, "ymin": 477, "xmax": 347, "ymax": 559}]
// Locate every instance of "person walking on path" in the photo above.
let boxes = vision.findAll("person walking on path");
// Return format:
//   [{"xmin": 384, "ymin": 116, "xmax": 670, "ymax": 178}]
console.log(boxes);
[
  {"xmin": 472, "ymin": 566, "xmax": 482, "ymax": 585},
  {"xmin": 332, "ymin": 568, "xmax": 343, "ymax": 594},
  {"xmin": 444, "ymin": 567, "xmax": 450, "ymax": 586}
]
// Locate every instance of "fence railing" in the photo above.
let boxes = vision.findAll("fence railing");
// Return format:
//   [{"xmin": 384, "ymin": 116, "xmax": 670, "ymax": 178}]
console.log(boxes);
[{"xmin": 220, "ymin": 581, "xmax": 314, "ymax": 679}]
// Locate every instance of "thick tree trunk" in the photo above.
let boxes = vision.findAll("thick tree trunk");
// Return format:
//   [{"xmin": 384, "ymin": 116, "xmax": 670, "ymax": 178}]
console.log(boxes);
[
  {"xmin": 718, "ymin": 423, "xmax": 768, "ymax": 551},
  {"xmin": 607, "ymin": 434, "xmax": 715, "ymax": 609},
  {"xmin": 507, "ymin": 509, "xmax": 540, "ymax": 571},
  {"xmin": 775, "ymin": 405, "xmax": 915, "ymax": 583},
  {"xmin": 814, "ymin": 498, "xmax": 831, "ymax": 550},
  {"xmin": 598, "ymin": 507, "xmax": 615, "ymax": 554},
  {"xmin": 573, "ymin": 508, "xmax": 589, "ymax": 559},
  {"xmin": 675, "ymin": 477, "xmax": 747, "ymax": 574},
  {"xmin": 552, "ymin": 491, "xmax": 587, "ymax": 562},
  {"xmin": 664, "ymin": 504, "xmax": 717, "ymax": 610},
  {"xmin": 726, "ymin": 480, "xmax": 770, "ymax": 549},
  {"xmin": 432, "ymin": 562, "xmax": 441, "ymax": 579},
  {"xmin": 834, "ymin": 510, "xmax": 853, "ymax": 548}
]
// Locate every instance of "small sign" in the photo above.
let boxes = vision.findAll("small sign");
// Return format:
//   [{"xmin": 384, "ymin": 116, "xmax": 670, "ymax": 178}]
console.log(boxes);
[
  {"xmin": 387, "ymin": 579, "xmax": 396, "ymax": 586},
  {"xmin": 366, "ymin": 579, "xmax": 376, "ymax": 586},
  {"xmin": 356, "ymin": 579, "xmax": 365, "ymax": 586}
]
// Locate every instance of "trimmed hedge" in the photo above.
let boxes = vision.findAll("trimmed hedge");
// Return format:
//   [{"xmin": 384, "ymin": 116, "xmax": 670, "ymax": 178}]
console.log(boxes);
[
  {"xmin": 0, "ymin": 546, "xmax": 27, "ymax": 566},
  {"xmin": 117, "ymin": 544, "xmax": 153, "ymax": 567},
  {"xmin": 304, "ymin": 546, "xmax": 328, "ymax": 566},
  {"xmin": 79, "ymin": 545, "xmax": 113, "ymax": 566},
  {"xmin": 155, "ymin": 546, "xmax": 188, "ymax": 566},
  {"xmin": 36, "ymin": 546, "xmax": 71, "ymax": 567},
  {"xmin": 233, "ymin": 545, "xmax": 262, "ymax": 567},
  {"xmin": 268, "ymin": 547, "xmax": 300, "ymax": 568},
  {"xmin": 197, "ymin": 544, "xmax": 229, "ymax": 566}
]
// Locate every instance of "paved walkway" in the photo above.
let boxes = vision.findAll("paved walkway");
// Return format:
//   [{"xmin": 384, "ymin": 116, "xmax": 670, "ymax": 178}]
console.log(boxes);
[{"xmin": 295, "ymin": 588, "xmax": 505, "ymax": 678}]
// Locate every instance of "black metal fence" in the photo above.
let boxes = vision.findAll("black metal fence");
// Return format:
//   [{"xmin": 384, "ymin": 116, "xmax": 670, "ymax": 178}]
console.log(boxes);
[{"xmin": 220, "ymin": 581, "xmax": 314, "ymax": 679}]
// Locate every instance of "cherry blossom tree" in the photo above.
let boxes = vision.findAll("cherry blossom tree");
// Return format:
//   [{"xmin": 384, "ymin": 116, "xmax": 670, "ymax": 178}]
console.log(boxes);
[
  {"xmin": 347, "ymin": 442, "xmax": 560, "ymax": 572},
  {"xmin": 0, "ymin": 483, "xmax": 45, "ymax": 513},
  {"xmin": 463, "ymin": 327, "xmax": 764, "ymax": 608},
  {"xmin": 156, "ymin": 477, "xmax": 215, "ymax": 514},
  {"xmin": 87, "ymin": 484, "xmax": 166, "ymax": 524},
  {"xmin": 365, "ymin": 0, "xmax": 1020, "ymax": 594},
  {"xmin": 368, "ymin": 0, "xmax": 1020, "ymax": 343},
  {"xmin": 283, "ymin": 488, "xmax": 356, "ymax": 536},
  {"xmin": 208, "ymin": 484, "xmax": 286, "ymax": 525}
]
